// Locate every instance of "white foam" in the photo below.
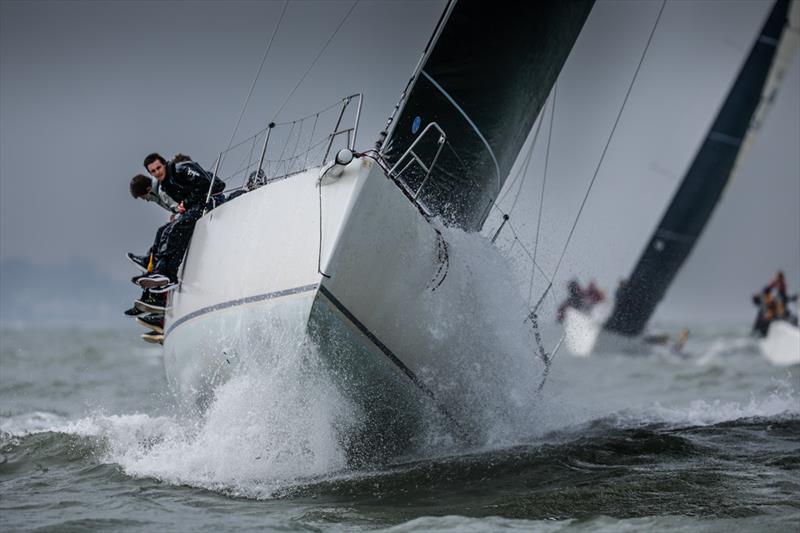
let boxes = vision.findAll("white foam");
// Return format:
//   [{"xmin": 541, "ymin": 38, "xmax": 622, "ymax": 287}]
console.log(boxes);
[
  {"xmin": 412, "ymin": 224, "xmax": 551, "ymax": 447},
  {"xmin": 613, "ymin": 380, "xmax": 799, "ymax": 428},
  {"xmin": 3, "ymin": 335, "xmax": 354, "ymax": 498},
  {"xmin": 697, "ymin": 335, "xmax": 758, "ymax": 363},
  {"xmin": 111, "ymin": 344, "xmax": 355, "ymax": 497},
  {"xmin": 381, "ymin": 515, "xmax": 566, "ymax": 532},
  {"xmin": 0, "ymin": 411, "xmax": 69, "ymax": 436}
]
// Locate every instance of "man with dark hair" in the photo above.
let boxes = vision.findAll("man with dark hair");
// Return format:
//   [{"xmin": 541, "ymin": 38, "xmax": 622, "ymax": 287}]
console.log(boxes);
[
  {"xmin": 132, "ymin": 152, "xmax": 225, "ymax": 289},
  {"xmin": 130, "ymin": 173, "xmax": 180, "ymax": 212},
  {"xmin": 127, "ymin": 171, "xmax": 180, "ymax": 272},
  {"xmin": 123, "ymin": 168, "xmax": 184, "ymax": 317}
]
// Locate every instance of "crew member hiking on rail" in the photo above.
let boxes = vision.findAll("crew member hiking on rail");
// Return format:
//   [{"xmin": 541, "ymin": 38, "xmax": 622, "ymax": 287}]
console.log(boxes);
[
  {"xmin": 127, "ymin": 152, "xmax": 196, "ymax": 277},
  {"xmin": 752, "ymin": 270, "xmax": 799, "ymax": 337},
  {"xmin": 753, "ymin": 270, "xmax": 797, "ymax": 337},
  {"xmin": 124, "ymin": 165, "xmax": 183, "ymax": 317},
  {"xmin": 132, "ymin": 152, "xmax": 226, "ymax": 290}
]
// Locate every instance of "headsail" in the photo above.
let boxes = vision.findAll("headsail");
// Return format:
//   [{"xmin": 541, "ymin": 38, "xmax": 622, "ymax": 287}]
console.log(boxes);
[
  {"xmin": 604, "ymin": 0, "xmax": 797, "ymax": 337},
  {"xmin": 381, "ymin": 0, "xmax": 594, "ymax": 231}
]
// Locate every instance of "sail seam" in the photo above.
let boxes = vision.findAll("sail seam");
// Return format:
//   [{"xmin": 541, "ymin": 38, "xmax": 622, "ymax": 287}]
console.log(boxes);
[
  {"xmin": 420, "ymin": 70, "xmax": 501, "ymax": 192},
  {"xmin": 708, "ymin": 131, "xmax": 743, "ymax": 146},
  {"xmin": 654, "ymin": 228, "xmax": 694, "ymax": 243},
  {"xmin": 757, "ymin": 35, "xmax": 779, "ymax": 46}
]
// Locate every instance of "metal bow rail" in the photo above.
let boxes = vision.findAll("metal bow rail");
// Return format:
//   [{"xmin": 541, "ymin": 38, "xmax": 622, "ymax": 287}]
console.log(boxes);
[{"xmin": 203, "ymin": 94, "xmax": 363, "ymax": 211}]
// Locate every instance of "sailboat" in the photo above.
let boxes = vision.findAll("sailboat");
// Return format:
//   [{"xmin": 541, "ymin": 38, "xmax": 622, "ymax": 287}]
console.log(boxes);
[
  {"xmin": 563, "ymin": 0, "xmax": 798, "ymax": 357},
  {"xmin": 161, "ymin": 1, "xmax": 594, "ymax": 458}
]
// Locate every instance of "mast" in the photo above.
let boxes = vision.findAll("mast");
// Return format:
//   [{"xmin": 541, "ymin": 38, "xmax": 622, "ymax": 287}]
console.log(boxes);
[
  {"xmin": 382, "ymin": 0, "xmax": 594, "ymax": 231},
  {"xmin": 604, "ymin": 0, "xmax": 797, "ymax": 337}
]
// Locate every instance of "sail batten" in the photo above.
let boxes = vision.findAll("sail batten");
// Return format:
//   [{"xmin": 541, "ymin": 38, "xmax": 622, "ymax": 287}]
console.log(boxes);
[{"xmin": 604, "ymin": 0, "xmax": 795, "ymax": 337}]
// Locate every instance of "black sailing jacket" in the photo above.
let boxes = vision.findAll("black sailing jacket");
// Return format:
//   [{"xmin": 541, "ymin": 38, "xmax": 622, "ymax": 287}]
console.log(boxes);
[{"xmin": 160, "ymin": 161, "xmax": 226, "ymax": 210}]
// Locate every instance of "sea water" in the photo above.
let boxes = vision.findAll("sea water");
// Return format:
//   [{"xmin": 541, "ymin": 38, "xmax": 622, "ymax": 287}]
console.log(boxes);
[
  {"xmin": 2, "ymin": 324, "xmax": 798, "ymax": 531},
  {"xmin": 2, "ymin": 240, "xmax": 798, "ymax": 531}
]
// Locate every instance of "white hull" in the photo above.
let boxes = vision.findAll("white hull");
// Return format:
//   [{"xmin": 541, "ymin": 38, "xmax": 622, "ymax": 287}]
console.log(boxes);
[
  {"xmin": 162, "ymin": 157, "xmax": 509, "ymax": 452},
  {"xmin": 591, "ymin": 327, "xmax": 653, "ymax": 355},
  {"xmin": 563, "ymin": 305, "xmax": 691, "ymax": 356},
  {"xmin": 563, "ymin": 303, "xmax": 616, "ymax": 357},
  {"xmin": 759, "ymin": 320, "xmax": 800, "ymax": 367}
]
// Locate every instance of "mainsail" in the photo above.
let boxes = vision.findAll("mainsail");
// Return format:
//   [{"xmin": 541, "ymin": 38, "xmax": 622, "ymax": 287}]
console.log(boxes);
[
  {"xmin": 381, "ymin": 0, "xmax": 594, "ymax": 231},
  {"xmin": 604, "ymin": 0, "xmax": 797, "ymax": 337}
]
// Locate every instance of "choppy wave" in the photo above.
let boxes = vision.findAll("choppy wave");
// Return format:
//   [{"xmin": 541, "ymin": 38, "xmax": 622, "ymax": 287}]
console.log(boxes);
[
  {"xmin": 3, "ymin": 376, "xmax": 797, "ymax": 502},
  {"xmin": 64, "ymin": 369, "xmax": 353, "ymax": 498},
  {"xmin": 0, "ymin": 410, "xmax": 69, "ymax": 435},
  {"xmin": 603, "ymin": 379, "xmax": 799, "ymax": 429}
]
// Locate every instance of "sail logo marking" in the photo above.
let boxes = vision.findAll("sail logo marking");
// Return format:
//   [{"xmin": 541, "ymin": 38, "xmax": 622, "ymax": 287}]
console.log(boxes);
[
  {"xmin": 654, "ymin": 228, "xmax": 694, "ymax": 244},
  {"xmin": 412, "ymin": 116, "xmax": 422, "ymax": 134},
  {"xmin": 757, "ymin": 35, "xmax": 779, "ymax": 47},
  {"xmin": 709, "ymin": 131, "xmax": 743, "ymax": 147}
]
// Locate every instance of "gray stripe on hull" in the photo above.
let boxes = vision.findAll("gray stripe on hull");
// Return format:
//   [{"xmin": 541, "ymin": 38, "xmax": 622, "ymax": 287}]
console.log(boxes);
[
  {"xmin": 163, "ymin": 281, "xmax": 470, "ymax": 441},
  {"xmin": 317, "ymin": 284, "xmax": 470, "ymax": 441},
  {"xmin": 164, "ymin": 283, "xmax": 319, "ymax": 337}
]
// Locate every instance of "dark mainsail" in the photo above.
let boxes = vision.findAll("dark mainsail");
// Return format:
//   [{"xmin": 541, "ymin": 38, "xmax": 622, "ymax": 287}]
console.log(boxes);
[
  {"xmin": 604, "ymin": 0, "xmax": 793, "ymax": 337},
  {"xmin": 381, "ymin": 0, "xmax": 594, "ymax": 231}
]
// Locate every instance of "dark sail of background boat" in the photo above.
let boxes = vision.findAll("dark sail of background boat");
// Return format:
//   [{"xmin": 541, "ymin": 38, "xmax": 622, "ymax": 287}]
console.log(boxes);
[{"xmin": 604, "ymin": 0, "xmax": 792, "ymax": 337}]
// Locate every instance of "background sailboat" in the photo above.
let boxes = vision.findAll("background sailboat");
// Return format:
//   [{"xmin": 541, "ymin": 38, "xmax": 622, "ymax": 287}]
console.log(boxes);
[{"xmin": 563, "ymin": 0, "xmax": 798, "ymax": 356}]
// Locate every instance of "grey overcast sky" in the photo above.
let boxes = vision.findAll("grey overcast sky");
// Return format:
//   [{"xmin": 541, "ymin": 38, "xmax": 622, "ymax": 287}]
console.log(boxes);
[{"xmin": 1, "ymin": 0, "xmax": 798, "ymax": 324}]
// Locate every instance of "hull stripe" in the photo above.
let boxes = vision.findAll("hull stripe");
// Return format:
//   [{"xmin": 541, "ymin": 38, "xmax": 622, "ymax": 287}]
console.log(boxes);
[
  {"xmin": 317, "ymin": 284, "xmax": 469, "ymax": 440},
  {"xmin": 163, "ymin": 281, "xmax": 469, "ymax": 440},
  {"xmin": 164, "ymin": 283, "xmax": 319, "ymax": 337}
]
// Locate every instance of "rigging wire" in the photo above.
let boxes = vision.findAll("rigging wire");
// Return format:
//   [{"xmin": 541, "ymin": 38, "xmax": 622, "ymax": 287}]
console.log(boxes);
[
  {"xmin": 482, "ymin": 88, "xmax": 559, "ymax": 309},
  {"xmin": 527, "ymin": 1, "xmax": 666, "ymax": 371},
  {"xmin": 547, "ymin": 0, "xmax": 667, "ymax": 288},
  {"xmin": 476, "ymin": 1, "xmax": 666, "ymax": 376},
  {"xmin": 508, "ymin": 119, "xmax": 539, "ymax": 214},
  {"xmin": 529, "ymin": 81, "xmax": 557, "ymax": 304},
  {"xmin": 272, "ymin": 1, "xmax": 359, "ymax": 123},
  {"xmin": 222, "ymin": 1, "xmax": 290, "ymax": 156},
  {"xmin": 496, "ymin": 93, "xmax": 548, "ymax": 207}
]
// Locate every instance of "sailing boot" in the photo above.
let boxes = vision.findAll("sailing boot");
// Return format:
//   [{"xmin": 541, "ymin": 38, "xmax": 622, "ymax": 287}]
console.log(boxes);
[
  {"xmin": 149, "ymin": 282, "xmax": 179, "ymax": 294},
  {"xmin": 132, "ymin": 272, "xmax": 171, "ymax": 289},
  {"xmin": 141, "ymin": 331, "xmax": 164, "ymax": 345},
  {"xmin": 135, "ymin": 291, "xmax": 169, "ymax": 313},
  {"xmin": 136, "ymin": 313, "xmax": 164, "ymax": 334},
  {"xmin": 124, "ymin": 305, "xmax": 145, "ymax": 317},
  {"xmin": 126, "ymin": 252, "xmax": 150, "ymax": 273}
]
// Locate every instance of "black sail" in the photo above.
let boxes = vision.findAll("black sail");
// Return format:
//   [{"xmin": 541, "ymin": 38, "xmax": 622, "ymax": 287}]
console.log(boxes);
[
  {"xmin": 604, "ymin": 0, "xmax": 792, "ymax": 337},
  {"xmin": 382, "ymin": 0, "xmax": 594, "ymax": 231}
]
